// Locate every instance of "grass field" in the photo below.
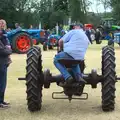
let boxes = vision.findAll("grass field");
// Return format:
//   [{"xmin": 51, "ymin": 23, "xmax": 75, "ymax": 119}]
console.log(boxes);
[{"xmin": 0, "ymin": 41, "xmax": 120, "ymax": 120}]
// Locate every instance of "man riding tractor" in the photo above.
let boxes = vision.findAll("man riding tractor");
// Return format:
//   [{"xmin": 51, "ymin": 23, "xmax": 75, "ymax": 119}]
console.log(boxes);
[
  {"xmin": 54, "ymin": 24, "xmax": 90, "ymax": 87},
  {"xmin": 19, "ymin": 23, "xmax": 117, "ymax": 112}
]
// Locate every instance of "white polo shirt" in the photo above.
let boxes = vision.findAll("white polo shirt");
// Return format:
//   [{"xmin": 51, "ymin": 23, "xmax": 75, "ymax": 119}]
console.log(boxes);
[{"xmin": 61, "ymin": 29, "xmax": 90, "ymax": 60}]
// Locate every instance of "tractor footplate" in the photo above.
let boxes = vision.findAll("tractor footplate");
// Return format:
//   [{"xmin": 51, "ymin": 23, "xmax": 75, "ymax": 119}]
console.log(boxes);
[{"xmin": 52, "ymin": 91, "xmax": 88, "ymax": 101}]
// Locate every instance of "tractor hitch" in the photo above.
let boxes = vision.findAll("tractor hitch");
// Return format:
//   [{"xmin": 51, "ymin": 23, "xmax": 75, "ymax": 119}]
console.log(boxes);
[{"xmin": 52, "ymin": 91, "xmax": 88, "ymax": 102}]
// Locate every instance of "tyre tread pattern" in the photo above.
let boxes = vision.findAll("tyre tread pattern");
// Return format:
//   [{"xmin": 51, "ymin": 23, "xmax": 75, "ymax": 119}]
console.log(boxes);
[
  {"xmin": 26, "ymin": 46, "xmax": 43, "ymax": 112},
  {"xmin": 102, "ymin": 46, "xmax": 116, "ymax": 111}
]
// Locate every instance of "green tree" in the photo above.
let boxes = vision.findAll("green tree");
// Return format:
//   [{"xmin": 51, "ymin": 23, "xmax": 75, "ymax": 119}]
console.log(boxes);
[{"xmin": 111, "ymin": 0, "xmax": 120, "ymax": 21}]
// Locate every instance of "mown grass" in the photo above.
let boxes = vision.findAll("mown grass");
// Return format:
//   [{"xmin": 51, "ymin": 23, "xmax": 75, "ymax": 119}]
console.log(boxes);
[{"xmin": 0, "ymin": 41, "xmax": 120, "ymax": 120}]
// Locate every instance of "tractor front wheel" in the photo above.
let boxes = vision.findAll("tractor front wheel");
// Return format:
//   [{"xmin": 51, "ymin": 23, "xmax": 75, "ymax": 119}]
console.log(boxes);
[{"xmin": 101, "ymin": 46, "xmax": 116, "ymax": 111}]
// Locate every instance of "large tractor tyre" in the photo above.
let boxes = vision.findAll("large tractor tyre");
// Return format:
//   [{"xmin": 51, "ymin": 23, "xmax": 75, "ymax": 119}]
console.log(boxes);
[
  {"xmin": 48, "ymin": 45, "xmax": 53, "ymax": 50},
  {"xmin": 26, "ymin": 46, "xmax": 43, "ymax": 112},
  {"xmin": 43, "ymin": 42, "xmax": 47, "ymax": 51},
  {"xmin": 12, "ymin": 32, "xmax": 33, "ymax": 54},
  {"xmin": 101, "ymin": 46, "xmax": 116, "ymax": 112}
]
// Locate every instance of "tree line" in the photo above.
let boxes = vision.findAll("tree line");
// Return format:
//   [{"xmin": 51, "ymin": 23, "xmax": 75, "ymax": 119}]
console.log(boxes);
[{"xmin": 0, "ymin": 0, "xmax": 120, "ymax": 29}]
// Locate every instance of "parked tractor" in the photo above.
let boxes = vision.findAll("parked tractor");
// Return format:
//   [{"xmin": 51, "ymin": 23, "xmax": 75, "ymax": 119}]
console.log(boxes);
[
  {"xmin": 7, "ymin": 29, "xmax": 46, "ymax": 54},
  {"xmin": 18, "ymin": 45, "xmax": 120, "ymax": 112},
  {"xmin": 43, "ymin": 34, "xmax": 61, "ymax": 51},
  {"xmin": 97, "ymin": 18, "xmax": 120, "ymax": 46},
  {"xmin": 112, "ymin": 33, "xmax": 120, "ymax": 46},
  {"xmin": 43, "ymin": 30, "xmax": 67, "ymax": 51}
]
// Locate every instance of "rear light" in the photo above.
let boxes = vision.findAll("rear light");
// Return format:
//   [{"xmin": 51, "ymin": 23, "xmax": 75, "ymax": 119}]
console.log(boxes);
[
  {"xmin": 33, "ymin": 39, "xmax": 37, "ymax": 45},
  {"xmin": 50, "ymin": 38, "xmax": 56, "ymax": 43},
  {"xmin": 40, "ymin": 31, "xmax": 45, "ymax": 37}
]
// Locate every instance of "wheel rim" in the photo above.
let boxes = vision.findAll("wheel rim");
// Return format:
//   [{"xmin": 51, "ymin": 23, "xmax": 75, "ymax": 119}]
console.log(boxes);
[
  {"xmin": 50, "ymin": 38, "xmax": 57, "ymax": 45},
  {"xmin": 33, "ymin": 39, "xmax": 37, "ymax": 45},
  {"xmin": 16, "ymin": 35, "xmax": 31, "ymax": 52}
]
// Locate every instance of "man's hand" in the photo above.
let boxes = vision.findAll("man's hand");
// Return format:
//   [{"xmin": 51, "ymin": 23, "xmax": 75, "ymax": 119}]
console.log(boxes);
[
  {"xmin": 5, "ymin": 45, "xmax": 11, "ymax": 50},
  {"xmin": 58, "ymin": 39, "xmax": 63, "ymax": 51}
]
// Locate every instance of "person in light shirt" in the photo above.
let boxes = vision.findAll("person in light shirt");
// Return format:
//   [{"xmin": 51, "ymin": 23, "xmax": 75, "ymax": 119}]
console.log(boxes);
[{"xmin": 54, "ymin": 24, "xmax": 90, "ymax": 86}]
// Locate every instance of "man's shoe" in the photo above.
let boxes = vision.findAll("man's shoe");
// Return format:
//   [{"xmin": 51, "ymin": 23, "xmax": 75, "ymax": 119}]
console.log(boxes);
[
  {"xmin": 0, "ymin": 103, "xmax": 10, "ymax": 109},
  {"xmin": 2, "ymin": 102, "xmax": 10, "ymax": 105},
  {"xmin": 59, "ymin": 77, "xmax": 74, "ymax": 87},
  {"xmin": 63, "ymin": 77, "xmax": 74, "ymax": 87},
  {"xmin": 66, "ymin": 77, "xmax": 74, "ymax": 84},
  {"xmin": 79, "ymin": 77, "xmax": 87, "ymax": 84}
]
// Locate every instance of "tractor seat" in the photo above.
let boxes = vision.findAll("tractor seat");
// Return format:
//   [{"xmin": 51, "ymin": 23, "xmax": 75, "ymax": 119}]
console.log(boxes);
[{"xmin": 58, "ymin": 59, "xmax": 84, "ymax": 68}]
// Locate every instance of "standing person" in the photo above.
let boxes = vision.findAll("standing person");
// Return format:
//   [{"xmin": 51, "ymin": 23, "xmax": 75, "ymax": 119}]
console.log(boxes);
[
  {"xmin": 85, "ymin": 27, "xmax": 92, "ymax": 44},
  {"xmin": 95, "ymin": 28, "xmax": 102, "ymax": 44},
  {"xmin": 54, "ymin": 24, "xmax": 90, "ymax": 86},
  {"xmin": 0, "ymin": 19, "xmax": 12, "ymax": 109},
  {"xmin": 29, "ymin": 24, "xmax": 33, "ymax": 29},
  {"xmin": 15, "ymin": 23, "xmax": 22, "ymax": 30}
]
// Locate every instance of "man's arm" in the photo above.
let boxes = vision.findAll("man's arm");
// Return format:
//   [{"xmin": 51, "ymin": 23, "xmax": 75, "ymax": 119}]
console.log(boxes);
[
  {"xmin": 0, "ymin": 41, "xmax": 12, "ymax": 56},
  {"xmin": 58, "ymin": 39, "xmax": 63, "ymax": 51},
  {"xmin": 58, "ymin": 30, "xmax": 73, "ymax": 52}
]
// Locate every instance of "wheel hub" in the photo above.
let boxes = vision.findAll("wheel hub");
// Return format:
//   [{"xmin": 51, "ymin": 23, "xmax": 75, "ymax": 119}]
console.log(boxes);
[{"xmin": 17, "ymin": 35, "xmax": 31, "ymax": 52}]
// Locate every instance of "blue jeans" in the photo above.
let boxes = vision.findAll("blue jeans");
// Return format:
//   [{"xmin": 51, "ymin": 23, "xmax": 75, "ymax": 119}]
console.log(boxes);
[
  {"xmin": 54, "ymin": 52, "xmax": 82, "ymax": 81},
  {"xmin": 0, "ymin": 64, "xmax": 7, "ymax": 103}
]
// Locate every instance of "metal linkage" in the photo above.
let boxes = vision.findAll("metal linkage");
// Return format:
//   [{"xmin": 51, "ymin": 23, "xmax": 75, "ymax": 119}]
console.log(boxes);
[
  {"xmin": 18, "ymin": 78, "xmax": 26, "ymax": 80},
  {"xmin": 117, "ymin": 77, "xmax": 120, "ymax": 80},
  {"xmin": 52, "ymin": 91, "xmax": 88, "ymax": 100}
]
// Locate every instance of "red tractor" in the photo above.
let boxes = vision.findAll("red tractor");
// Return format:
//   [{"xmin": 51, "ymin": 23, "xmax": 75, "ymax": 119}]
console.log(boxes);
[{"xmin": 84, "ymin": 24, "xmax": 93, "ymax": 30}]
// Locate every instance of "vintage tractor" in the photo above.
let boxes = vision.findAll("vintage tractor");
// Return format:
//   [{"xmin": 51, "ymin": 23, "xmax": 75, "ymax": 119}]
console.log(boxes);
[
  {"xmin": 7, "ymin": 29, "xmax": 46, "ymax": 54},
  {"xmin": 107, "ymin": 30, "xmax": 120, "ymax": 47},
  {"xmin": 84, "ymin": 24, "xmax": 93, "ymax": 30},
  {"xmin": 18, "ymin": 45, "xmax": 120, "ymax": 112},
  {"xmin": 113, "ymin": 33, "xmax": 120, "ymax": 46},
  {"xmin": 43, "ymin": 30, "xmax": 67, "ymax": 51},
  {"xmin": 43, "ymin": 34, "xmax": 61, "ymax": 51},
  {"xmin": 97, "ymin": 18, "xmax": 120, "ymax": 45}
]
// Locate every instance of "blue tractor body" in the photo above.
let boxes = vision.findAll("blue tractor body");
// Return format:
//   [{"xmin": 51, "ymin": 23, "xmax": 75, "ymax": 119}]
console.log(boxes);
[
  {"xmin": 47, "ymin": 34, "xmax": 61, "ymax": 46},
  {"xmin": 6, "ymin": 29, "xmax": 46, "ymax": 53},
  {"xmin": 113, "ymin": 33, "xmax": 120, "ymax": 45},
  {"xmin": 43, "ymin": 30, "xmax": 67, "ymax": 51},
  {"xmin": 107, "ymin": 32, "xmax": 120, "ymax": 46},
  {"xmin": 7, "ymin": 29, "xmax": 46, "ymax": 45}
]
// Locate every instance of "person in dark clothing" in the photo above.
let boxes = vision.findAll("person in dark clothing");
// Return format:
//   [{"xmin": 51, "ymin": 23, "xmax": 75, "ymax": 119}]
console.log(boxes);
[
  {"xmin": 95, "ymin": 28, "xmax": 102, "ymax": 44},
  {"xmin": 0, "ymin": 20, "xmax": 12, "ymax": 109},
  {"xmin": 85, "ymin": 29, "xmax": 92, "ymax": 44}
]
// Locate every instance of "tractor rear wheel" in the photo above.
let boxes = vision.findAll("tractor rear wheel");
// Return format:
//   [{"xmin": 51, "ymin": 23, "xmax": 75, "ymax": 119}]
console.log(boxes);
[
  {"xmin": 101, "ymin": 46, "xmax": 116, "ymax": 111},
  {"xmin": 26, "ymin": 46, "xmax": 43, "ymax": 112},
  {"xmin": 12, "ymin": 32, "xmax": 33, "ymax": 54}
]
